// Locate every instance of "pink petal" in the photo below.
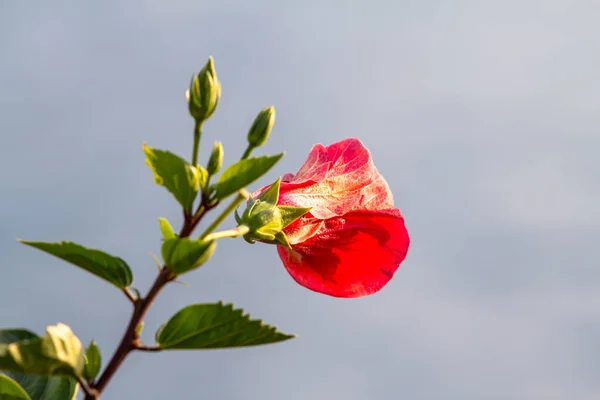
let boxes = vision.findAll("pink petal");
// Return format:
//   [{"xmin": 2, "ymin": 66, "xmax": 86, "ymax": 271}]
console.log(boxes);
[{"xmin": 275, "ymin": 138, "xmax": 394, "ymax": 219}]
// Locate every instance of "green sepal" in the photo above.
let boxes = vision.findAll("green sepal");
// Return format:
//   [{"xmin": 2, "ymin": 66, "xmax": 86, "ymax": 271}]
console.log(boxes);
[
  {"xmin": 258, "ymin": 177, "xmax": 280, "ymax": 205},
  {"xmin": 277, "ymin": 205, "xmax": 311, "ymax": 228},
  {"xmin": 272, "ymin": 231, "xmax": 291, "ymax": 249}
]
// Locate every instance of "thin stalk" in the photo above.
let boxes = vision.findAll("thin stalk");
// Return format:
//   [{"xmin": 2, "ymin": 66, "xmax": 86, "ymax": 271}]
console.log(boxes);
[
  {"xmin": 240, "ymin": 144, "xmax": 254, "ymax": 160},
  {"xmin": 199, "ymin": 192, "xmax": 248, "ymax": 240},
  {"xmin": 76, "ymin": 377, "xmax": 98, "ymax": 399},
  {"xmin": 85, "ymin": 201, "xmax": 212, "ymax": 399},
  {"xmin": 191, "ymin": 121, "xmax": 202, "ymax": 166},
  {"xmin": 203, "ymin": 225, "xmax": 249, "ymax": 241},
  {"xmin": 122, "ymin": 287, "xmax": 137, "ymax": 303},
  {"xmin": 86, "ymin": 267, "xmax": 174, "ymax": 398}
]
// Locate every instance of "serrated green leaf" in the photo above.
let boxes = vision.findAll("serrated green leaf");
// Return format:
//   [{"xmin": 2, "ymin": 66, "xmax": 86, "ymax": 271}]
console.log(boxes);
[
  {"xmin": 19, "ymin": 241, "xmax": 133, "ymax": 289},
  {"xmin": 277, "ymin": 205, "xmax": 312, "ymax": 228},
  {"xmin": 144, "ymin": 145, "xmax": 200, "ymax": 211},
  {"xmin": 155, "ymin": 302, "xmax": 294, "ymax": 350},
  {"xmin": 161, "ymin": 238, "xmax": 216, "ymax": 275},
  {"xmin": 0, "ymin": 329, "xmax": 79, "ymax": 400},
  {"xmin": 258, "ymin": 177, "xmax": 280, "ymax": 205},
  {"xmin": 158, "ymin": 218, "xmax": 176, "ymax": 240},
  {"xmin": 0, "ymin": 374, "xmax": 31, "ymax": 400},
  {"xmin": 214, "ymin": 154, "xmax": 284, "ymax": 200},
  {"xmin": 83, "ymin": 341, "xmax": 101, "ymax": 381}
]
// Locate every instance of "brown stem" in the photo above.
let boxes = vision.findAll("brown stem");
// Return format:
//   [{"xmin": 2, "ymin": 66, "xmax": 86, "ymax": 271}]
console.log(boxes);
[
  {"xmin": 84, "ymin": 203, "xmax": 213, "ymax": 399},
  {"xmin": 179, "ymin": 200, "xmax": 218, "ymax": 238},
  {"xmin": 85, "ymin": 267, "xmax": 175, "ymax": 399},
  {"xmin": 76, "ymin": 377, "xmax": 98, "ymax": 398}
]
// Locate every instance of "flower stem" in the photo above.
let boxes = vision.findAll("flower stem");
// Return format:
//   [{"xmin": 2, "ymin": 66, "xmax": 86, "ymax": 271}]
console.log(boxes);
[
  {"xmin": 85, "ymin": 205, "xmax": 211, "ymax": 399},
  {"xmin": 199, "ymin": 191, "xmax": 249, "ymax": 240},
  {"xmin": 203, "ymin": 225, "xmax": 249, "ymax": 241},
  {"xmin": 191, "ymin": 121, "xmax": 202, "ymax": 166},
  {"xmin": 122, "ymin": 287, "xmax": 137, "ymax": 303},
  {"xmin": 77, "ymin": 377, "xmax": 98, "ymax": 399},
  {"xmin": 240, "ymin": 145, "xmax": 254, "ymax": 160},
  {"xmin": 87, "ymin": 267, "xmax": 174, "ymax": 398}
]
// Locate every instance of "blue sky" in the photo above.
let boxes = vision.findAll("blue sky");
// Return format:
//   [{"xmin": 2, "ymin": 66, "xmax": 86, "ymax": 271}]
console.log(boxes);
[{"xmin": 2, "ymin": 1, "xmax": 599, "ymax": 399}]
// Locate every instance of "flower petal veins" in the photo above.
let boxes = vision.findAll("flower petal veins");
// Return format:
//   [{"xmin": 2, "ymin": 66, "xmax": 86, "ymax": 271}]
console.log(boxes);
[{"xmin": 255, "ymin": 137, "xmax": 410, "ymax": 297}]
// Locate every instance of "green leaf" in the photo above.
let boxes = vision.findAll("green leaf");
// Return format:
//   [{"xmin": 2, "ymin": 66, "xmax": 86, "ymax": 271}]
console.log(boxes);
[
  {"xmin": 0, "ymin": 329, "xmax": 79, "ymax": 400},
  {"xmin": 82, "ymin": 341, "xmax": 101, "ymax": 381},
  {"xmin": 144, "ymin": 145, "xmax": 200, "ymax": 211},
  {"xmin": 257, "ymin": 177, "xmax": 280, "ymax": 205},
  {"xmin": 214, "ymin": 153, "xmax": 284, "ymax": 200},
  {"xmin": 158, "ymin": 218, "xmax": 176, "ymax": 239},
  {"xmin": 0, "ymin": 374, "xmax": 31, "ymax": 400},
  {"xmin": 0, "ymin": 324, "xmax": 85, "ymax": 377},
  {"xmin": 161, "ymin": 238, "xmax": 216, "ymax": 275},
  {"xmin": 155, "ymin": 302, "xmax": 294, "ymax": 350},
  {"xmin": 19, "ymin": 240, "xmax": 133, "ymax": 289},
  {"xmin": 0, "ymin": 373, "xmax": 76, "ymax": 400}
]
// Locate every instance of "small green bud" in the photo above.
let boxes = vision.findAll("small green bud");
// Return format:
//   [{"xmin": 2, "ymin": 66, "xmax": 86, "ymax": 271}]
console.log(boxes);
[
  {"xmin": 247, "ymin": 106, "xmax": 276, "ymax": 148},
  {"xmin": 83, "ymin": 340, "xmax": 102, "ymax": 381},
  {"xmin": 196, "ymin": 165, "xmax": 209, "ymax": 191},
  {"xmin": 207, "ymin": 141, "xmax": 224, "ymax": 176},
  {"xmin": 237, "ymin": 179, "xmax": 310, "ymax": 247},
  {"xmin": 187, "ymin": 56, "xmax": 221, "ymax": 123},
  {"xmin": 240, "ymin": 198, "xmax": 285, "ymax": 245}
]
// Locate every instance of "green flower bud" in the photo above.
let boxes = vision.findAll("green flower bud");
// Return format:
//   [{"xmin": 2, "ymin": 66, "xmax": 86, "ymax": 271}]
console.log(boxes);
[
  {"xmin": 235, "ymin": 179, "xmax": 310, "ymax": 248},
  {"xmin": 187, "ymin": 56, "xmax": 221, "ymax": 123},
  {"xmin": 247, "ymin": 106, "xmax": 276, "ymax": 148},
  {"xmin": 207, "ymin": 141, "xmax": 224, "ymax": 176},
  {"xmin": 239, "ymin": 198, "xmax": 286, "ymax": 245}
]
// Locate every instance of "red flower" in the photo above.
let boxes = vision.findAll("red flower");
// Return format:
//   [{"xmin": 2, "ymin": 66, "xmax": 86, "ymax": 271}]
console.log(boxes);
[{"xmin": 256, "ymin": 138, "xmax": 410, "ymax": 298}]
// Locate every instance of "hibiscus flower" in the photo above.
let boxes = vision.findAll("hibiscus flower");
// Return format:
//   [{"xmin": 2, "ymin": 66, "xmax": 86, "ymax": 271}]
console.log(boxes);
[{"xmin": 255, "ymin": 138, "xmax": 410, "ymax": 298}]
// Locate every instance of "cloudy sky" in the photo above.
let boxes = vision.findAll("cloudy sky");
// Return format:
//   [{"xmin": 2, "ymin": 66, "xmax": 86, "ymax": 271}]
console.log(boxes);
[{"xmin": 2, "ymin": 1, "xmax": 599, "ymax": 399}]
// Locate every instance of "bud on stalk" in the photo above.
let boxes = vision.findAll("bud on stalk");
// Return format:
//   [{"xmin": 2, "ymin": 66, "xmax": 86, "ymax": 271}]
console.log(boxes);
[
  {"xmin": 207, "ymin": 141, "xmax": 224, "ymax": 176},
  {"xmin": 235, "ymin": 178, "xmax": 310, "ymax": 248},
  {"xmin": 247, "ymin": 106, "xmax": 276, "ymax": 148},
  {"xmin": 187, "ymin": 57, "xmax": 221, "ymax": 123}
]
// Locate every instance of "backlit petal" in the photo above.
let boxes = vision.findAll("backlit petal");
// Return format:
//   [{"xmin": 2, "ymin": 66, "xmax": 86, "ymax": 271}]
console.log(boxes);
[{"xmin": 275, "ymin": 138, "xmax": 394, "ymax": 218}]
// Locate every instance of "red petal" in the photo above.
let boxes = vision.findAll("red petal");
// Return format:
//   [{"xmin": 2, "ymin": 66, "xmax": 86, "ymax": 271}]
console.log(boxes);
[
  {"xmin": 276, "ymin": 209, "xmax": 410, "ymax": 297},
  {"xmin": 274, "ymin": 138, "xmax": 394, "ymax": 219}
]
